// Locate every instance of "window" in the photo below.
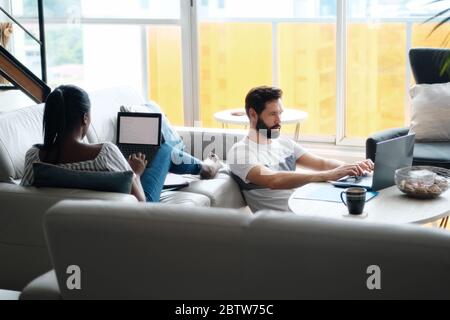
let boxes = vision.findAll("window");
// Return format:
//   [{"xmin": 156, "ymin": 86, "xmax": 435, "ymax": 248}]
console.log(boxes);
[
  {"xmin": 345, "ymin": 0, "xmax": 450, "ymax": 139},
  {"xmin": 198, "ymin": 0, "xmax": 337, "ymax": 138},
  {"xmin": 80, "ymin": 0, "xmax": 180, "ymax": 19},
  {"xmin": 13, "ymin": 0, "xmax": 180, "ymax": 19},
  {"xmin": 8, "ymin": 0, "xmax": 449, "ymax": 145},
  {"xmin": 147, "ymin": 25, "xmax": 184, "ymax": 125},
  {"xmin": 11, "ymin": 0, "xmax": 184, "ymax": 125},
  {"xmin": 197, "ymin": 0, "xmax": 449, "ymax": 143}
]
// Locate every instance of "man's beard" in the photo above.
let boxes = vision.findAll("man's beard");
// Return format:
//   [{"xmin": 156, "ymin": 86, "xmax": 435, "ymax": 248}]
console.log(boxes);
[{"xmin": 256, "ymin": 117, "xmax": 281, "ymax": 140}]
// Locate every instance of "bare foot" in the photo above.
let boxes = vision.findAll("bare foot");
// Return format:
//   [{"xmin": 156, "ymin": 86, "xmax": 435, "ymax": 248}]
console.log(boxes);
[{"xmin": 200, "ymin": 153, "xmax": 223, "ymax": 180}]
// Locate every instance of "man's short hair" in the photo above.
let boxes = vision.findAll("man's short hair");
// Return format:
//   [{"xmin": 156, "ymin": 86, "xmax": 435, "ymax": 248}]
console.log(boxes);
[{"xmin": 245, "ymin": 86, "xmax": 283, "ymax": 117}]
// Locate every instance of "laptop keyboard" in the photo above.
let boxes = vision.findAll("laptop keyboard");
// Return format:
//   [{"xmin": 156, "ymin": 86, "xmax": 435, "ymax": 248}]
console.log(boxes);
[
  {"xmin": 354, "ymin": 176, "xmax": 373, "ymax": 186},
  {"xmin": 333, "ymin": 175, "xmax": 374, "ymax": 189},
  {"xmin": 120, "ymin": 145, "xmax": 148, "ymax": 157},
  {"xmin": 119, "ymin": 145, "xmax": 159, "ymax": 167}
]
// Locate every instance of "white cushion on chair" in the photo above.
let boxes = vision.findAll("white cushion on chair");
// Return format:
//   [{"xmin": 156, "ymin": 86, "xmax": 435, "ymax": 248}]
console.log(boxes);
[{"xmin": 410, "ymin": 82, "xmax": 450, "ymax": 142}]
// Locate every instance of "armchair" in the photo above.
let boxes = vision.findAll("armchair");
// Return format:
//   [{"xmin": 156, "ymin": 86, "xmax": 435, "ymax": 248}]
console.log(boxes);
[{"xmin": 366, "ymin": 48, "xmax": 450, "ymax": 169}]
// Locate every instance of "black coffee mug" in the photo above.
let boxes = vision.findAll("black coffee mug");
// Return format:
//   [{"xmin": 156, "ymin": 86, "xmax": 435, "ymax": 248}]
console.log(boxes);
[{"xmin": 340, "ymin": 187, "xmax": 367, "ymax": 215}]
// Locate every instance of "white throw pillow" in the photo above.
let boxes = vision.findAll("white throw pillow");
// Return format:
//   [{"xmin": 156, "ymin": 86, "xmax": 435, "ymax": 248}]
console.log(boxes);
[{"xmin": 409, "ymin": 82, "xmax": 450, "ymax": 142}]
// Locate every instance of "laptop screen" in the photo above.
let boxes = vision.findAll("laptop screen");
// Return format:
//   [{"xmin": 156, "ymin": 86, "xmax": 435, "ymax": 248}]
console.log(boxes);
[{"xmin": 118, "ymin": 115, "xmax": 161, "ymax": 146}]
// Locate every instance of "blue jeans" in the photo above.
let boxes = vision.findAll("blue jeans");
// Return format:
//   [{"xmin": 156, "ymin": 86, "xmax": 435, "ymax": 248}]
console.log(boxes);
[{"xmin": 140, "ymin": 143, "xmax": 202, "ymax": 203}]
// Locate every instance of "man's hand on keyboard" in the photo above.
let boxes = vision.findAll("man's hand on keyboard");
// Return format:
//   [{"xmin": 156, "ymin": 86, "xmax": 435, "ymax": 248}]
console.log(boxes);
[{"xmin": 354, "ymin": 159, "xmax": 374, "ymax": 176}]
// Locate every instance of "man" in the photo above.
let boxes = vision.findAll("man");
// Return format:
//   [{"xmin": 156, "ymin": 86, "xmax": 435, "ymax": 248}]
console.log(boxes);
[{"xmin": 228, "ymin": 86, "xmax": 374, "ymax": 212}]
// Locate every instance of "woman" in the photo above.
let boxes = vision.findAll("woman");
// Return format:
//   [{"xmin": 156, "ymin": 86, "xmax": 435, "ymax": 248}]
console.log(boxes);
[{"xmin": 21, "ymin": 85, "xmax": 221, "ymax": 202}]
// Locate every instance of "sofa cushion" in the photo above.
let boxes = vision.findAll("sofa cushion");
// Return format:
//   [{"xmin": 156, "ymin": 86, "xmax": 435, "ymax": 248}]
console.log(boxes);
[
  {"xmin": 413, "ymin": 142, "xmax": 450, "ymax": 169},
  {"xmin": 33, "ymin": 163, "xmax": 134, "ymax": 194},
  {"xmin": 87, "ymin": 86, "xmax": 145, "ymax": 144},
  {"xmin": 180, "ymin": 171, "xmax": 246, "ymax": 208},
  {"xmin": 409, "ymin": 83, "xmax": 450, "ymax": 142},
  {"xmin": 160, "ymin": 190, "xmax": 211, "ymax": 207},
  {"xmin": 44, "ymin": 200, "xmax": 250, "ymax": 300},
  {"xmin": 20, "ymin": 271, "xmax": 61, "ymax": 301},
  {"xmin": 0, "ymin": 104, "xmax": 44, "ymax": 183}
]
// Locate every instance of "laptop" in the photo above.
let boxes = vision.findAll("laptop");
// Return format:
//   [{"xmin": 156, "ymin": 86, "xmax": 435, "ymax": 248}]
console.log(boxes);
[
  {"xmin": 163, "ymin": 173, "xmax": 190, "ymax": 190},
  {"xmin": 117, "ymin": 112, "xmax": 162, "ymax": 167},
  {"xmin": 330, "ymin": 134, "xmax": 416, "ymax": 191}
]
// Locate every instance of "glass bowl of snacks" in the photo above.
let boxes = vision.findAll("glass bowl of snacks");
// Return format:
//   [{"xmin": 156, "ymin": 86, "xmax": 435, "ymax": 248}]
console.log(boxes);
[{"xmin": 395, "ymin": 166, "xmax": 450, "ymax": 199}]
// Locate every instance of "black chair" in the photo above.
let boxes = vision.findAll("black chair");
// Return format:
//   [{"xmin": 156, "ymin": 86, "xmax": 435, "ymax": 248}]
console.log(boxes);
[{"xmin": 366, "ymin": 48, "xmax": 450, "ymax": 169}]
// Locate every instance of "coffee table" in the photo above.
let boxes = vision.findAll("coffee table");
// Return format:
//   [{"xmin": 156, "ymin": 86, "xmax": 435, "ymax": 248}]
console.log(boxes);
[
  {"xmin": 214, "ymin": 108, "xmax": 308, "ymax": 140},
  {"xmin": 288, "ymin": 183, "xmax": 450, "ymax": 226}
]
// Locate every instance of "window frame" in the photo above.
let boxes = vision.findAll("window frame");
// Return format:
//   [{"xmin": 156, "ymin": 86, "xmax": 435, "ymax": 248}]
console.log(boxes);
[
  {"xmin": 13, "ymin": 0, "xmax": 423, "ymax": 147},
  {"xmin": 190, "ymin": 0, "xmax": 415, "ymax": 146},
  {"xmin": 12, "ymin": 0, "xmax": 188, "ymax": 122},
  {"xmin": 337, "ymin": 0, "xmax": 414, "ymax": 147}
]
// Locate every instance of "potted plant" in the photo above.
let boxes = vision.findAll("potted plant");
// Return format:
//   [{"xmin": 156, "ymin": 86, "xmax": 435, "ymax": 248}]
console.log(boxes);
[{"xmin": 426, "ymin": 0, "xmax": 450, "ymax": 75}]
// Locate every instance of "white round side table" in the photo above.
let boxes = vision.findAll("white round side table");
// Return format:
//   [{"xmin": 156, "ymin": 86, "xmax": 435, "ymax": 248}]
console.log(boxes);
[{"xmin": 214, "ymin": 108, "xmax": 308, "ymax": 140}]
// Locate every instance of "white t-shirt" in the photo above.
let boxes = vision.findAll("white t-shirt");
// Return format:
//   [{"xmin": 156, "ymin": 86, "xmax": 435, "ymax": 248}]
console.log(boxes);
[{"xmin": 228, "ymin": 137, "xmax": 307, "ymax": 212}]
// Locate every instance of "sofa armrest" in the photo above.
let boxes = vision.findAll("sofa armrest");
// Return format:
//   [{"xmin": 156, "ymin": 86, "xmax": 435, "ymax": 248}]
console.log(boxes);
[
  {"xmin": 0, "ymin": 183, "xmax": 138, "ymax": 247},
  {"xmin": 180, "ymin": 171, "xmax": 246, "ymax": 208},
  {"xmin": 20, "ymin": 271, "xmax": 61, "ymax": 300},
  {"xmin": 366, "ymin": 127, "xmax": 409, "ymax": 161},
  {"xmin": 175, "ymin": 126, "xmax": 246, "ymax": 161},
  {"xmin": 0, "ymin": 184, "xmax": 138, "ymax": 291}
]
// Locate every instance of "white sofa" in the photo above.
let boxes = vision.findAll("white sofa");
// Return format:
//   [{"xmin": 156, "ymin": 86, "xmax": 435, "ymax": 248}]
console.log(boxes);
[
  {"xmin": 19, "ymin": 200, "xmax": 450, "ymax": 300},
  {"xmin": 0, "ymin": 86, "xmax": 246, "ymax": 291}
]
